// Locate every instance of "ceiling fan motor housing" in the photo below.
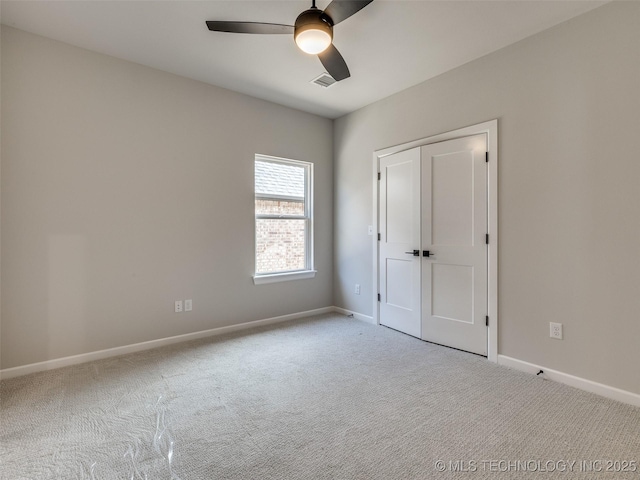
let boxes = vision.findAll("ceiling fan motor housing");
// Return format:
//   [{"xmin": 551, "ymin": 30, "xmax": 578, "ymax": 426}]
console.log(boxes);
[{"xmin": 294, "ymin": 8, "xmax": 334, "ymax": 50}]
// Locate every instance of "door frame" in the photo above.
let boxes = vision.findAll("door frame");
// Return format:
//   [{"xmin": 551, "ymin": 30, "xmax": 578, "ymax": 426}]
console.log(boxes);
[{"xmin": 372, "ymin": 119, "xmax": 498, "ymax": 362}]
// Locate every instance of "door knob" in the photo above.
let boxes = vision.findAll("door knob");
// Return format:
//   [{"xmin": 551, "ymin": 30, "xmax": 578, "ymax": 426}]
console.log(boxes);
[
  {"xmin": 423, "ymin": 250, "xmax": 435, "ymax": 257},
  {"xmin": 404, "ymin": 250, "xmax": 420, "ymax": 256}
]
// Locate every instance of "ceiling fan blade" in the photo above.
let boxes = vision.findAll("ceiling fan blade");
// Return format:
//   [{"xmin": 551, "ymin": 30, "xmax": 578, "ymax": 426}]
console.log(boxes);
[
  {"xmin": 322, "ymin": 0, "xmax": 374, "ymax": 25},
  {"xmin": 317, "ymin": 44, "xmax": 350, "ymax": 82},
  {"xmin": 206, "ymin": 21, "xmax": 294, "ymax": 35}
]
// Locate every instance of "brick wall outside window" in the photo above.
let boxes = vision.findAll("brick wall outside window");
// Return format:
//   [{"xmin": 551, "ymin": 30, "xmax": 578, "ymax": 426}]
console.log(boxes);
[{"xmin": 256, "ymin": 199, "xmax": 306, "ymax": 273}]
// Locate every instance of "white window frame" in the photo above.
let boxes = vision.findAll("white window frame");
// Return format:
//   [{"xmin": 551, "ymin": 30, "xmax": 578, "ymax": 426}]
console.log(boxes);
[{"xmin": 253, "ymin": 154, "xmax": 315, "ymax": 285}]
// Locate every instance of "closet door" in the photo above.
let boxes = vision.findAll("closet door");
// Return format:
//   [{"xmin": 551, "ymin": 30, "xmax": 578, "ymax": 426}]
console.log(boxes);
[
  {"xmin": 421, "ymin": 135, "xmax": 488, "ymax": 355},
  {"xmin": 378, "ymin": 147, "xmax": 421, "ymax": 338}
]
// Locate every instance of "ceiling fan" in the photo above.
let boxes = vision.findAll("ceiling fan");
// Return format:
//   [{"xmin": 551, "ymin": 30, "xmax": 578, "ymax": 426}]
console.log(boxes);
[{"xmin": 206, "ymin": 0, "xmax": 374, "ymax": 82}]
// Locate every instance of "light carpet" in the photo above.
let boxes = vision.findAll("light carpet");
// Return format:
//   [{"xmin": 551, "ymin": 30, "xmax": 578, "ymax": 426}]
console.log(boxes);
[{"xmin": 1, "ymin": 314, "xmax": 639, "ymax": 479}]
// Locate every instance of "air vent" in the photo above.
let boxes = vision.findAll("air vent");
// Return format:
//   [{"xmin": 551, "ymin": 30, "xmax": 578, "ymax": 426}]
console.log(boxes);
[{"xmin": 310, "ymin": 73, "xmax": 337, "ymax": 88}]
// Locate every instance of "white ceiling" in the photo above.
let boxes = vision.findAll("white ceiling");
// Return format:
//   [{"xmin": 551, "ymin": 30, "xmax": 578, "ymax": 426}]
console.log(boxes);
[{"xmin": 1, "ymin": 0, "xmax": 606, "ymax": 119}]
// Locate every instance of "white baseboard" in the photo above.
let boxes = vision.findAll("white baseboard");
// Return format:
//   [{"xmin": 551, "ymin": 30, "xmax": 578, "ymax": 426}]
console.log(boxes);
[
  {"xmin": 498, "ymin": 355, "xmax": 640, "ymax": 408},
  {"xmin": 332, "ymin": 306, "xmax": 375, "ymax": 325},
  {"xmin": 6, "ymin": 313, "xmax": 637, "ymax": 409},
  {"xmin": 0, "ymin": 306, "xmax": 334, "ymax": 380}
]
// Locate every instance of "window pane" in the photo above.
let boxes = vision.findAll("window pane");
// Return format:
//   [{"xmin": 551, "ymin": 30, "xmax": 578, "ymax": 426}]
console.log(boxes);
[
  {"xmin": 255, "ymin": 198, "xmax": 305, "ymax": 216},
  {"xmin": 254, "ymin": 155, "xmax": 312, "ymax": 278},
  {"xmin": 255, "ymin": 161, "xmax": 305, "ymax": 199},
  {"xmin": 256, "ymin": 219, "xmax": 306, "ymax": 274}
]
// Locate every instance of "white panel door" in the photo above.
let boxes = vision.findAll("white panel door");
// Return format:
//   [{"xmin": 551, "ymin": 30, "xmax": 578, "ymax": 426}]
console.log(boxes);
[
  {"xmin": 421, "ymin": 135, "xmax": 488, "ymax": 355},
  {"xmin": 379, "ymin": 148, "xmax": 421, "ymax": 338}
]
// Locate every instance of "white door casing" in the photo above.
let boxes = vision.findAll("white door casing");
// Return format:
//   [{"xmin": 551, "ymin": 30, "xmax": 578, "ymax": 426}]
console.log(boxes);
[
  {"xmin": 378, "ymin": 147, "xmax": 421, "ymax": 338},
  {"xmin": 421, "ymin": 135, "xmax": 488, "ymax": 355}
]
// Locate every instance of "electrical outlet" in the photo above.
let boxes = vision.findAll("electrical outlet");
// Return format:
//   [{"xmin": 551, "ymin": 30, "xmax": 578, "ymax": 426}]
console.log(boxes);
[
  {"xmin": 355, "ymin": 284, "xmax": 361, "ymax": 295},
  {"xmin": 175, "ymin": 300, "xmax": 183, "ymax": 313},
  {"xmin": 550, "ymin": 322, "xmax": 563, "ymax": 340},
  {"xmin": 184, "ymin": 299, "xmax": 193, "ymax": 312}
]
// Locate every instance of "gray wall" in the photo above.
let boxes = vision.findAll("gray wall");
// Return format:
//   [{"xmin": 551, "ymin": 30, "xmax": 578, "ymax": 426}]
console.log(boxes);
[
  {"xmin": 1, "ymin": 27, "xmax": 333, "ymax": 369},
  {"xmin": 334, "ymin": 2, "xmax": 640, "ymax": 394}
]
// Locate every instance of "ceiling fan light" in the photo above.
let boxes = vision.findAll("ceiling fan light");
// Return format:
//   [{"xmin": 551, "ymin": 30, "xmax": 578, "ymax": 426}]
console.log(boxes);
[
  {"xmin": 294, "ymin": 8, "xmax": 333, "ymax": 55},
  {"xmin": 295, "ymin": 28, "xmax": 332, "ymax": 54}
]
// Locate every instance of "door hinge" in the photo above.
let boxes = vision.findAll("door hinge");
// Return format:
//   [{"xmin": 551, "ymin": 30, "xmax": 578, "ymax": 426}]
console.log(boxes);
[
  {"xmin": 485, "ymin": 234, "xmax": 489, "ymax": 245},
  {"xmin": 378, "ymin": 172, "xmax": 381, "ymax": 180},
  {"xmin": 377, "ymin": 233, "xmax": 381, "ymax": 241},
  {"xmin": 377, "ymin": 293, "xmax": 381, "ymax": 302},
  {"xmin": 486, "ymin": 315, "xmax": 489, "ymax": 326},
  {"xmin": 485, "ymin": 152, "xmax": 489, "ymax": 163}
]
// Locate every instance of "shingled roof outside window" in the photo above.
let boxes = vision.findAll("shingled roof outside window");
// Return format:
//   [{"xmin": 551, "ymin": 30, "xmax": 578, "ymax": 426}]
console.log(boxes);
[{"xmin": 255, "ymin": 160, "xmax": 305, "ymax": 199}]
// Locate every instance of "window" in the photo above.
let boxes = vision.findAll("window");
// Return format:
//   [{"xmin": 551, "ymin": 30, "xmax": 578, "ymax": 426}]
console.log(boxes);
[{"xmin": 253, "ymin": 155, "xmax": 315, "ymax": 284}]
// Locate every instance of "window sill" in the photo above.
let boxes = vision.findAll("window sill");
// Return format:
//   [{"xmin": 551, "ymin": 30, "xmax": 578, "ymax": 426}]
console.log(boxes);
[{"xmin": 253, "ymin": 270, "xmax": 317, "ymax": 285}]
